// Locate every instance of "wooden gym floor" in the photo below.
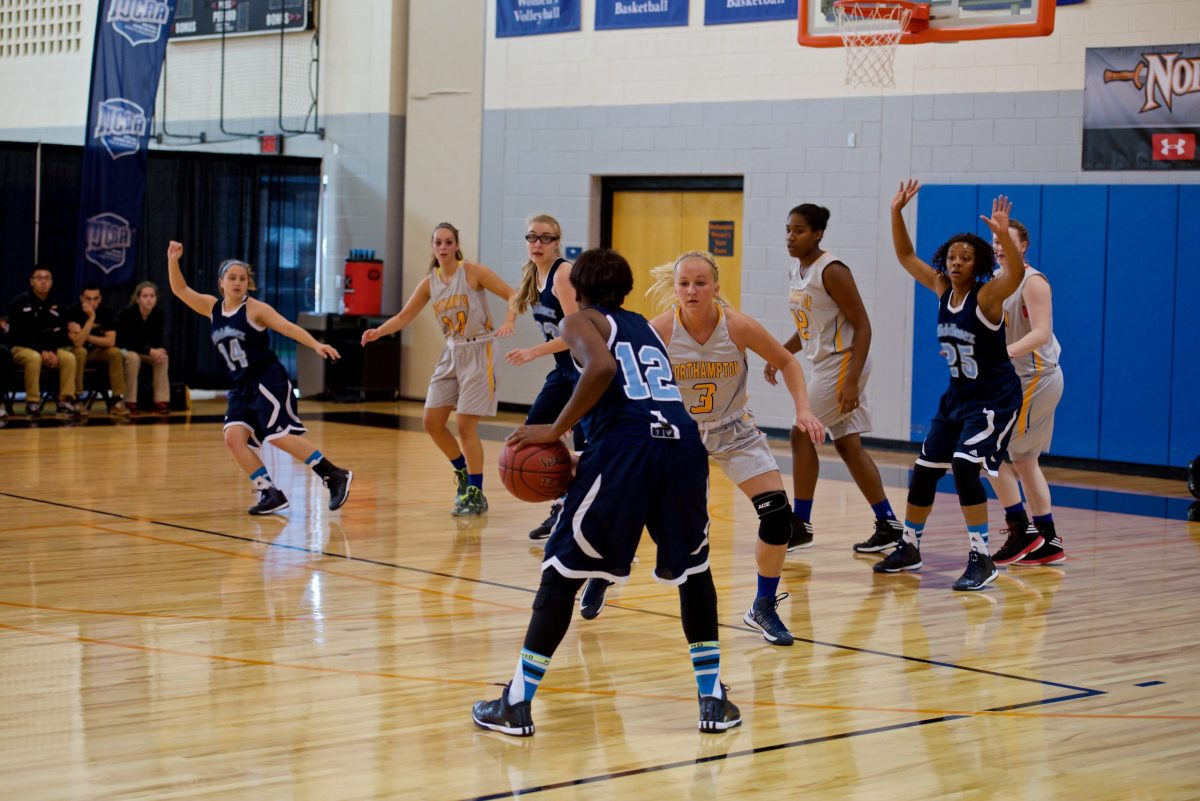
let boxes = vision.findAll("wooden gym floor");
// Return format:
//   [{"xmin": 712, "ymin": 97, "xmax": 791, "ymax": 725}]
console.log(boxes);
[{"xmin": 1, "ymin": 400, "xmax": 1197, "ymax": 800}]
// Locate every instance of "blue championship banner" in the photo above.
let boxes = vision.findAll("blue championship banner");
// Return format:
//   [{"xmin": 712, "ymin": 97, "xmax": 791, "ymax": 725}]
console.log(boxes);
[
  {"xmin": 496, "ymin": 0, "xmax": 580, "ymax": 38},
  {"xmin": 1083, "ymin": 43, "xmax": 1200, "ymax": 171},
  {"xmin": 77, "ymin": 0, "xmax": 177, "ymax": 289},
  {"xmin": 704, "ymin": 0, "xmax": 796, "ymax": 26},
  {"xmin": 596, "ymin": 0, "xmax": 688, "ymax": 31}
]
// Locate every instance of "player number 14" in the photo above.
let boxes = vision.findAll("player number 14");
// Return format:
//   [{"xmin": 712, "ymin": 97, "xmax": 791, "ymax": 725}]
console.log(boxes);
[{"xmin": 217, "ymin": 339, "xmax": 250, "ymax": 372}]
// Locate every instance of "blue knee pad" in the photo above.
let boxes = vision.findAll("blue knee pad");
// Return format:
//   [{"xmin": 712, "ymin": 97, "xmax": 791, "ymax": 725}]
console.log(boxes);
[
  {"xmin": 753, "ymin": 490, "xmax": 792, "ymax": 546},
  {"xmin": 907, "ymin": 463, "xmax": 946, "ymax": 508},
  {"xmin": 951, "ymin": 457, "xmax": 987, "ymax": 507}
]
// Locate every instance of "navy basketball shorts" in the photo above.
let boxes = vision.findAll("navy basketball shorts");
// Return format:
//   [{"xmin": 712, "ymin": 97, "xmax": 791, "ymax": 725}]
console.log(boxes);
[
  {"xmin": 223, "ymin": 362, "xmax": 306, "ymax": 447},
  {"xmin": 916, "ymin": 382, "xmax": 1022, "ymax": 476},
  {"xmin": 541, "ymin": 437, "xmax": 710, "ymax": 586},
  {"xmin": 526, "ymin": 363, "xmax": 588, "ymax": 450}
]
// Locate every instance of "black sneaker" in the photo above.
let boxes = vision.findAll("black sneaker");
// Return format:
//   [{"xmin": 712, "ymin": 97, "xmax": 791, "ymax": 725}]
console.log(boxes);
[
  {"xmin": 580, "ymin": 578, "xmax": 612, "ymax": 620},
  {"xmin": 248, "ymin": 486, "xmax": 289, "ymax": 515},
  {"xmin": 529, "ymin": 501, "xmax": 562, "ymax": 540},
  {"xmin": 1016, "ymin": 534, "xmax": 1066, "ymax": 565},
  {"xmin": 953, "ymin": 550, "xmax": 998, "ymax": 591},
  {"xmin": 873, "ymin": 540, "xmax": 922, "ymax": 573},
  {"xmin": 698, "ymin": 684, "xmax": 742, "ymax": 733},
  {"xmin": 992, "ymin": 523, "xmax": 1044, "ymax": 566},
  {"xmin": 56, "ymin": 398, "xmax": 77, "ymax": 418},
  {"xmin": 453, "ymin": 486, "xmax": 489, "ymax": 516},
  {"xmin": 743, "ymin": 593, "xmax": 794, "ymax": 646},
  {"xmin": 472, "ymin": 684, "xmax": 535, "ymax": 737},
  {"xmin": 787, "ymin": 516, "xmax": 814, "ymax": 551},
  {"xmin": 25, "ymin": 402, "xmax": 41, "ymax": 418},
  {"xmin": 853, "ymin": 518, "xmax": 904, "ymax": 553},
  {"xmin": 323, "ymin": 468, "xmax": 353, "ymax": 511}
]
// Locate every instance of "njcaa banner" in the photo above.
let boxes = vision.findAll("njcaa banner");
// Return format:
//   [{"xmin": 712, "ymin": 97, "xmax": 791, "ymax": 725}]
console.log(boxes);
[
  {"xmin": 77, "ymin": 0, "xmax": 177, "ymax": 289},
  {"xmin": 704, "ymin": 0, "xmax": 796, "ymax": 26},
  {"xmin": 496, "ymin": 0, "xmax": 580, "ymax": 38},
  {"xmin": 1083, "ymin": 43, "xmax": 1200, "ymax": 171},
  {"xmin": 596, "ymin": 0, "xmax": 689, "ymax": 31}
]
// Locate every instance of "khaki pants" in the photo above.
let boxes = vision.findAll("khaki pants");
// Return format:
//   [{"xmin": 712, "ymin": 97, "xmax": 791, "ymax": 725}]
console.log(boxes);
[
  {"xmin": 122, "ymin": 350, "xmax": 170, "ymax": 405},
  {"xmin": 72, "ymin": 346, "xmax": 126, "ymax": 397},
  {"xmin": 11, "ymin": 346, "xmax": 77, "ymax": 401}
]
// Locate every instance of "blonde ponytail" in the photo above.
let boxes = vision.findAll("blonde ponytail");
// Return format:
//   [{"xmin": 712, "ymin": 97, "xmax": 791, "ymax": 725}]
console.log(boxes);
[{"xmin": 643, "ymin": 250, "xmax": 728, "ymax": 312}]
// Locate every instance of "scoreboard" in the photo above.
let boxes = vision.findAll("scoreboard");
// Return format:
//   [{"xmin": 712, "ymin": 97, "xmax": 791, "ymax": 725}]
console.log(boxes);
[{"xmin": 170, "ymin": 0, "xmax": 313, "ymax": 40}]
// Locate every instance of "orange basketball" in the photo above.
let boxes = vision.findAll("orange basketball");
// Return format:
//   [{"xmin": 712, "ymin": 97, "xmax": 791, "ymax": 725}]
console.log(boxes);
[{"xmin": 499, "ymin": 440, "xmax": 573, "ymax": 502}]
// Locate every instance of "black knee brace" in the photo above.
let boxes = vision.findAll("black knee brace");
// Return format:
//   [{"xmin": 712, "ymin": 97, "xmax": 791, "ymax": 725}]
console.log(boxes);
[
  {"xmin": 951, "ymin": 457, "xmax": 987, "ymax": 507},
  {"xmin": 907, "ymin": 463, "xmax": 946, "ymax": 508},
  {"xmin": 532, "ymin": 569, "xmax": 585, "ymax": 611},
  {"xmin": 752, "ymin": 490, "xmax": 792, "ymax": 546}
]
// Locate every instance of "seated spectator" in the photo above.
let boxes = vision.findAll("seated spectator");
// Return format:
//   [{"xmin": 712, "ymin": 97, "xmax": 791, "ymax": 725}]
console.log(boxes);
[
  {"xmin": 8, "ymin": 266, "xmax": 78, "ymax": 417},
  {"xmin": 117, "ymin": 281, "xmax": 170, "ymax": 414},
  {"xmin": 66, "ymin": 284, "xmax": 130, "ymax": 417}
]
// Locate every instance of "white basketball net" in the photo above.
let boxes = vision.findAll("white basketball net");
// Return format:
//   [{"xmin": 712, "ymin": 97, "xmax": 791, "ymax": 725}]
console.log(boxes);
[{"xmin": 833, "ymin": 2, "xmax": 913, "ymax": 89}]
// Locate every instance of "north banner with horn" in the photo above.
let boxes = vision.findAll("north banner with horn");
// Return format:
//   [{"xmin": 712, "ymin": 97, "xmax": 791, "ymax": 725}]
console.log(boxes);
[{"xmin": 1083, "ymin": 43, "xmax": 1200, "ymax": 171}]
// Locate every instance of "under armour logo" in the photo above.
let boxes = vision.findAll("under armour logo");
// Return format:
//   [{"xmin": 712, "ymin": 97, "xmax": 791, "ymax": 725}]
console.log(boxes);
[{"xmin": 1152, "ymin": 133, "xmax": 1195, "ymax": 161}]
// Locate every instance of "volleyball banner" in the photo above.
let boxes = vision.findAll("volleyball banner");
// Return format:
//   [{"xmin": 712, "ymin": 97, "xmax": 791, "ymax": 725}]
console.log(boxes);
[
  {"xmin": 595, "ymin": 0, "xmax": 688, "ymax": 31},
  {"xmin": 1083, "ymin": 43, "xmax": 1200, "ymax": 171},
  {"xmin": 704, "ymin": 0, "xmax": 797, "ymax": 26},
  {"xmin": 77, "ymin": 0, "xmax": 177, "ymax": 289},
  {"xmin": 496, "ymin": 0, "xmax": 580, "ymax": 37}
]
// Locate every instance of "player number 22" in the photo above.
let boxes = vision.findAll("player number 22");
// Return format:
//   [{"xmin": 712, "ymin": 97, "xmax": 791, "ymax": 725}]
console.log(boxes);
[
  {"xmin": 614, "ymin": 342, "xmax": 682, "ymax": 403},
  {"xmin": 940, "ymin": 342, "xmax": 978, "ymax": 379}
]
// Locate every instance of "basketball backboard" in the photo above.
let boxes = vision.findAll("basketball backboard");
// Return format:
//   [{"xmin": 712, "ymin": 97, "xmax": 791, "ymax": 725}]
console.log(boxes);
[{"xmin": 798, "ymin": 0, "xmax": 1057, "ymax": 47}]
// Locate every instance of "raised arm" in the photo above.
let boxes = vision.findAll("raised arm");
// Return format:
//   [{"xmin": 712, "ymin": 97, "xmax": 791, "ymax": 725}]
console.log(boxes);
[
  {"xmin": 507, "ymin": 310, "xmax": 616, "ymax": 447},
  {"xmin": 166, "ymin": 241, "xmax": 219, "ymax": 318},
  {"xmin": 361, "ymin": 276, "xmax": 432, "ymax": 345},
  {"xmin": 1007, "ymin": 274, "xmax": 1053, "ymax": 359},
  {"xmin": 977, "ymin": 195, "xmax": 1026, "ymax": 323},
  {"xmin": 727, "ymin": 309, "xmax": 824, "ymax": 444},
  {"xmin": 890, "ymin": 180, "xmax": 944, "ymax": 295},
  {"xmin": 468, "ymin": 262, "xmax": 519, "ymax": 337},
  {"xmin": 247, "ymin": 298, "xmax": 340, "ymax": 360}
]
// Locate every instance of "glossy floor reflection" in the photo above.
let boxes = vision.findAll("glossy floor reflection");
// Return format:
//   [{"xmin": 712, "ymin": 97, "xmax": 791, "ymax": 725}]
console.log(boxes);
[{"xmin": 1, "ymin": 401, "xmax": 1197, "ymax": 800}]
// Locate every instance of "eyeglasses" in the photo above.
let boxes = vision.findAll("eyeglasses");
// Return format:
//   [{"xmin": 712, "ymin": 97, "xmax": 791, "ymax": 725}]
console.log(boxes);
[{"xmin": 525, "ymin": 233, "xmax": 559, "ymax": 244}]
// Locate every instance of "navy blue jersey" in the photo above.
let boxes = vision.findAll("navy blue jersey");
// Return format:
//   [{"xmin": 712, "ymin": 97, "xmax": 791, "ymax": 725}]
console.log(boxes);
[
  {"xmin": 210, "ymin": 300, "xmax": 278, "ymax": 382},
  {"xmin": 532, "ymin": 258, "xmax": 576, "ymax": 373},
  {"xmin": 936, "ymin": 287, "xmax": 1018, "ymax": 398},
  {"xmin": 580, "ymin": 307, "xmax": 699, "ymax": 443}
]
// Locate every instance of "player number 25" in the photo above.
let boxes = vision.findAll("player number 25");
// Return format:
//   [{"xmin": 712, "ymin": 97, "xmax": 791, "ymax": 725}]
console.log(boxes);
[{"xmin": 940, "ymin": 342, "xmax": 978, "ymax": 380}]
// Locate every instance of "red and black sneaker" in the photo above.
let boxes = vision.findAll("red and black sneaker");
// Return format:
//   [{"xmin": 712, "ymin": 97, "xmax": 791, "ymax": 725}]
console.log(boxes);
[{"xmin": 992, "ymin": 523, "xmax": 1044, "ymax": 566}]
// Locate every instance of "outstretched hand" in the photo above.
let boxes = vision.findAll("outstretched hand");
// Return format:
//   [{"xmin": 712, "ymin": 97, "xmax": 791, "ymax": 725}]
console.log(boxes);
[
  {"xmin": 980, "ymin": 194, "xmax": 1013, "ymax": 237},
  {"xmin": 167, "ymin": 241, "xmax": 183, "ymax": 260},
  {"xmin": 361, "ymin": 328, "xmax": 381, "ymax": 346},
  {"xmin": 315, "ymin": 343, "xmax": 340, "ymax": 361},
  {"xmin": 891, "ymin": 179, "xmax": 921, "ymax": 213}
]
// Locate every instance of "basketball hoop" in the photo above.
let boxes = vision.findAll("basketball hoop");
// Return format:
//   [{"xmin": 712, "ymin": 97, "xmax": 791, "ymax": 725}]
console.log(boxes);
[{"xmin": 832, "ymin": 0, "xmax": 927, "ymax": 89}]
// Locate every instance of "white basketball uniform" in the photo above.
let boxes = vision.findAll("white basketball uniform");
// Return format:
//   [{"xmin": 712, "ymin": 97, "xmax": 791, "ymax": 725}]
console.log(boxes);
[
  {"xmin": 1003, "ymin": 265, "xmax": 1063, "ymax": 459},
  {"xmin": 788, "ymin": 252, "xmax": 872, "ymax": 440},
  {"xmin": 426, "ymin": 263, "xmax": 498, "ymax": 416},
  {"xmin": 669, "ymin": 305, "xmax": 778, "ymax": 485}
]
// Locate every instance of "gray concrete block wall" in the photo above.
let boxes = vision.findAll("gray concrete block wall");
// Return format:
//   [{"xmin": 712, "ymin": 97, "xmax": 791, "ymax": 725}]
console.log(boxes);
[{"xmin": 479, "ymin": 89, "xmax": 1200, "ymax": 439}]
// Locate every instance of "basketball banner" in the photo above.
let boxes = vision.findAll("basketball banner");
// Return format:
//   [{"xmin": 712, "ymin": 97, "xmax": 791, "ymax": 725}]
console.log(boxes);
[
  {"xmin": 595, "ymin": 0, "xmax": 689, "ymax": 31},
  {"xmin": 496, "ymin": 0, "xmax": 581, "ymax": 38},
  {"xmin": 1083, "ymin": 43, "xmax": 1200, "ymax": 171},
  {"xmin": 77, "ymin": 0, "xmax": 177, "ymax": 289},
  {"xmin": 704, "ymin": 0, "xmax": 797, "ymax": 26}
]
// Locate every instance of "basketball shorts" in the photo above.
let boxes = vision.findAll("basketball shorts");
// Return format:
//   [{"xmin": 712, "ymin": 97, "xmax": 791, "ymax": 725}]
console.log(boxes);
[
  {"xmin": 1007, "ymin": 368, "xmax": 1063, "ymax": 460},
  {"xmin": 542, "ymin": 437, "xmax": 711, "ymax": 587},
  {"xmin": 224, "ymin": 362, "xmax": 306, "ymax": 447},
  {"xmin": 426, "ymin": 338, "xmax": 497, "ymax": 417},
  {"xmin": 809, "ymin": 354, "xmax": 873, "ymax": 441},
  {"xmin": 526, "ymin": 363, "xmax": 588, "ymax": 450},
  {"xmin": 701, "ymin": 414, "xmax": 779, "ymax": 486},
  {"xmin": 917, "ymin": 380, "xmax": 1022, "ymax": 476}
]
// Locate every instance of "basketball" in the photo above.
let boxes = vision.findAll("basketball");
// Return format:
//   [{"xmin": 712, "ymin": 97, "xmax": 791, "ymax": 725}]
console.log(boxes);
[{"xmin": 499, "ymin": 440, "xmax": 573, "ymax": 502}]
